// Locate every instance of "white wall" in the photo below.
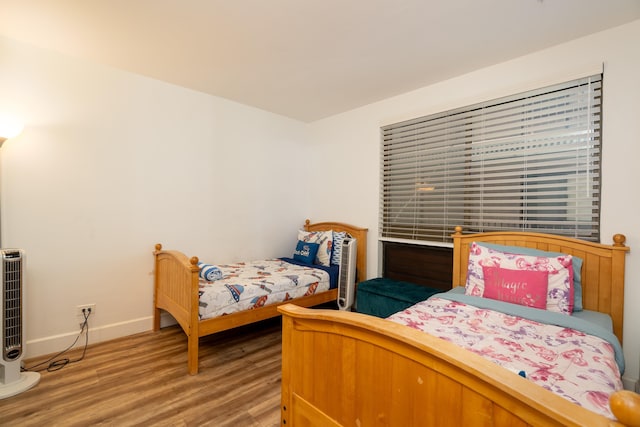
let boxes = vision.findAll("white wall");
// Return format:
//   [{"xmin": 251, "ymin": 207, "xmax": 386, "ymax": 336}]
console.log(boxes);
[
  {"xmin": 0, "ymin": 36, "xmax": 310, "ymax": 356},
  {"xmin": 307, "ymin": 20, "xmax": 640, "ymax": 388}
]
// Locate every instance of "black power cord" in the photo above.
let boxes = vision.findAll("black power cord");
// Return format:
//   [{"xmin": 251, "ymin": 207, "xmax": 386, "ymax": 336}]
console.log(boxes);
[{"xmin": 23, "ymin": 308, "xmax": 91, "ymax": 373}]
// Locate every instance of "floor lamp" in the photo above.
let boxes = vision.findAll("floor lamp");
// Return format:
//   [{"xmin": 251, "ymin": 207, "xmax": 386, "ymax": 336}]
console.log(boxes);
[
  {"xmin": 0, "ymin": 115, "xmax": 40, "ymax": 399},
  {"xmin": 0, "ymin": 114, "xmax": 24, "ymax": 246},
  {"xmin": 0, "ymin": 114, "xmax": 23, "ymax": 148}
]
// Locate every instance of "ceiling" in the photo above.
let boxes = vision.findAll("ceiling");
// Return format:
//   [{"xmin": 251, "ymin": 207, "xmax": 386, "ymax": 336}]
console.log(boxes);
[{"xmin": 1, "ymin": 0, "xmax": 639, "ymax": 122}]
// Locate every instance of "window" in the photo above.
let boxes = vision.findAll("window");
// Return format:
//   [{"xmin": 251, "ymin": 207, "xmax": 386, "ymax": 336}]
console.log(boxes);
[{"xmin": 380, "ymin": 75, "xmax": 602, "ymax": 244}]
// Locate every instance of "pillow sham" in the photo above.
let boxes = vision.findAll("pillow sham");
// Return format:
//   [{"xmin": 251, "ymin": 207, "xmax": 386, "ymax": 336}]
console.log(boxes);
[
  {"xmin": 198, "ymin": 262, "xmax": 223, "ymax": 282},
  {"xmin": 331, "ymin": 231, "xmax": 348, "ymax": 266},
  {"xmin": 476, "ymin": 242, "xmax": 584, "ymax": 311},
  {"xmin": 465, "ymin": 242, "xmax": 574, "ymax": 314},
  {"xmin": 298, "ymin": 230, "xmax": 333, "ymax": 266},
  {"xmin": 293, "ymin": 240, "xmax": 320, "ymax": 264},
  {"xmin": 481, "ymin": 265, "xmax": 549, "ymax": 309}
]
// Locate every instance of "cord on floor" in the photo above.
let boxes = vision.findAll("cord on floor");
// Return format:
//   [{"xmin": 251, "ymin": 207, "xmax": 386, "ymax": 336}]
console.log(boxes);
[{"xmin": 22, "ymin": 308, "xmax": 91, "ymax": 373}]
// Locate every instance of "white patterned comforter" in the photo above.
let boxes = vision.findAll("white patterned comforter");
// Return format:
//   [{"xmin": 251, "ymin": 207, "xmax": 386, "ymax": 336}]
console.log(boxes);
[
  {"xmin": 198, "ymin": 259, "xmax": 330, "ymax": 320},
  {"xmin": 388, "ymin": 297, "xmax": 623, "ymax": 419}
]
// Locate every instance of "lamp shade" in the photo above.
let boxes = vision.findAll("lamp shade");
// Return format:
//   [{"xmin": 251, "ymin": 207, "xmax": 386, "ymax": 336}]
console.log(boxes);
[{"xmin": 0, "ymin": 114, "xmax": 24, "ymax": 140}]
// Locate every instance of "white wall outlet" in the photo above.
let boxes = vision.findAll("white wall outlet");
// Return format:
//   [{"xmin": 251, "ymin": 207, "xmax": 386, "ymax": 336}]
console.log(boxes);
[{"xmin": 76, "ymin": 304, "xmax": 95, "ymax": 326}]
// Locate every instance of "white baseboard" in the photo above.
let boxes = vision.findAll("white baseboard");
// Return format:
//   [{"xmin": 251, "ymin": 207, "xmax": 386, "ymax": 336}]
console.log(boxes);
[
  {"xmin": 25, "ymin": 311, "xmax": 180, "ymax": 360},
  {"xmin": 25, "ymin": 316, "xmax": 155, "ymax": 360}
]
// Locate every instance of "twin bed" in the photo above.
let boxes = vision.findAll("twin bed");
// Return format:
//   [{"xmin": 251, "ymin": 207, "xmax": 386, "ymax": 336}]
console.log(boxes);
[
  {"xmin": 154, "ymin": 221, "xmax": 640, "ymax": 425},
  {"xmin": 278, "ymin": 227, "xmax": 640, "ymax": 426},
  {"xmin": 153, "ymin": 220, "xmax": 368, "ymax": 375}
]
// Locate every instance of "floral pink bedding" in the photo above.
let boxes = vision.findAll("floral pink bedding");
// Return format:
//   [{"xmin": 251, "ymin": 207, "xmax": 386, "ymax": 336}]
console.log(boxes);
[{"xmin": 388, "ymin": 297, "xmax": 623, "ymax": 419}]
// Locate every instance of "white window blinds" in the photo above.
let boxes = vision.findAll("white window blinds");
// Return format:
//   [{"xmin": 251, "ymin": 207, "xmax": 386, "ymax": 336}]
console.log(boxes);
[{"xmin": 380, "ymin": 74, "xmax": 602, "ymax": 243}]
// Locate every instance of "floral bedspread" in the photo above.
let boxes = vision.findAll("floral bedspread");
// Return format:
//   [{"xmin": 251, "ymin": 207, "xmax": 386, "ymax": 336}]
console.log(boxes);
[
  {"xmin": 198, "ymin": 259, "xmax": 330, "ymax": 320},
  {"xmin": 388, "ymin": 297, "xmax": 623, "ymax": 419}
]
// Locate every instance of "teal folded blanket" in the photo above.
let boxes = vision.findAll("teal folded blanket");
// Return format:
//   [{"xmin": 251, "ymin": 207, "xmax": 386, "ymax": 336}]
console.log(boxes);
[{"xmin": 357, "ymin": 278, "xmax": 442, "ymax": 318}]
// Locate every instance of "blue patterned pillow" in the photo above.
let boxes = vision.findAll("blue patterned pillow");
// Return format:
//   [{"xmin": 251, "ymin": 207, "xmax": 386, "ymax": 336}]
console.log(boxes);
[
  {"xmin": 331, "ymin": 231, "xmax": 348, "ymax": 266},
  {"xmin": 198, "ymin": 262, "xmax": 224, "ymax": 281},
  {"xmin": 298, "ymin": 230, "xmax": 332, "ymax": 266},
  {"xmin": 293, "ymin": 240, "xmax": 320, "ymax": 264}
]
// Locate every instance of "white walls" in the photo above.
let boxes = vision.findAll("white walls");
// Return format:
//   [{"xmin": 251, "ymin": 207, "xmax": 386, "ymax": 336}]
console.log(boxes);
[
  {"xmin": 0, "ymin": 36, "xmax": 310, "ymax": 356},
  {"xmin": 307, "ymin": 20, "xmax": 640, "ymax": 388}
]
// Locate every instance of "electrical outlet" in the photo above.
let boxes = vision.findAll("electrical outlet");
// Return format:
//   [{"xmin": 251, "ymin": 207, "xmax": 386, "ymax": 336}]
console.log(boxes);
[{"xmin": 76, "ymin": 304, "xmax": 95, "ymax": 325}]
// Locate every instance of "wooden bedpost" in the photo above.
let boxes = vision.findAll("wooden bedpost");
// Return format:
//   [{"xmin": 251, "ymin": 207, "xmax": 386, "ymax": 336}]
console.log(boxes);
[
  {"xmin": 610, "ymin": 234, "xmax": 628, "ymax": 344},
  {"xmin": 280, "ymin": 309, "xmax": 293, "ymax": 426},
  {"xmin": 188, "ymin": 256, "xmax": 200, "ymax": 375},
  {"xmin": 153, "ymin": 244, "xmax": 163, "ymax": 332},
  {"xmin": 451, "ymin": 226, "xmax": 464, "ymax": 287}
]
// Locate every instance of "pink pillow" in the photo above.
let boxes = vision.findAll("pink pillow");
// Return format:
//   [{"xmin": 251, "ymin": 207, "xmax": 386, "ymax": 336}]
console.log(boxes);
[
  {"xmin": 482, "ymin": 266, "xmax": 549, "ymax": 309},
  {"xmin": 465, "ymin": 242, "xmax": 574, "ymax": 314}
]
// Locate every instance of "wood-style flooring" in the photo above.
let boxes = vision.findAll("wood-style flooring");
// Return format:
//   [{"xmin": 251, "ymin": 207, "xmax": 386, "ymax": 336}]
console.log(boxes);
[{"xmin": 0, "ymin": 318, "xmax": 283, "ymax": 427}]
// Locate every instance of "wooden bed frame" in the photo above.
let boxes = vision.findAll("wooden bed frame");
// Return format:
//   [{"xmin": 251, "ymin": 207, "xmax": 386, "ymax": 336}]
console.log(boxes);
[
  {"xmin": 153, "ymin": 220, "xmax": 368, "ymax": 375},
  {"xmin": 279, "ymin": 228, "xmax": 640, "ymax": 426}
]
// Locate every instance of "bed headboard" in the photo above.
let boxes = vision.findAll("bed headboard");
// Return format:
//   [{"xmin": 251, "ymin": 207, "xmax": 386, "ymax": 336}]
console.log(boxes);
[
  {"xmin": 304, "ymin": 219, "xmax": 368, "ymax": 284},
  {"xmin": 452, "ymin": 226, "xmax": 629, "ymax": 344}
]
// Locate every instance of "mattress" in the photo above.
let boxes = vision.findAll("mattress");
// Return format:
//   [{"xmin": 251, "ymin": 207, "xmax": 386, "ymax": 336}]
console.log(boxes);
[{"xmin": 198, "ymin": 258, "xmax": 332, "ymax": 320}]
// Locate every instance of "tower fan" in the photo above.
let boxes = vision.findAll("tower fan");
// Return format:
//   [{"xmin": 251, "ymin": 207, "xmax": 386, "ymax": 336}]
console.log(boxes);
[
  {"xmin": 337, "ymin": 238, "xmax": 357, "ymax": 311},
  {"xmin": 0, "ymin": 249, "xmax": 39, "ymax": 399}
]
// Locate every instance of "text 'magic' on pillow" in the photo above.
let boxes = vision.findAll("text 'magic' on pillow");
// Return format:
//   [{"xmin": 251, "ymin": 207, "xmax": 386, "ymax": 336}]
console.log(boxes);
[
  {"xmin": 465, "ymin": 242, "xmax": 574, "ymax": 314},
  {"xmin": 476, "ymin": 242, "xmax": 584, "ymax": 311},
  {"xmin": 482, "ymin": 265, "xmax": 549, "ymax": 309}
]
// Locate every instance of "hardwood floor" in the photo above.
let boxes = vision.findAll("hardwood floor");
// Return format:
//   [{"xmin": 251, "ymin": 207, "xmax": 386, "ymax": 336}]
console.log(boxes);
[{"xmin": 0, "ymin": 318, "xmax": 283, "ymax": 426}]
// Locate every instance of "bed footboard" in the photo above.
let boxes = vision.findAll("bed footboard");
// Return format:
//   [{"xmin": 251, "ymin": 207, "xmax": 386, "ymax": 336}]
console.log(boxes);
[
  {"xmin": 153, "ymin": 244, "xmax": 201, "ymax": 373},
  {"xmin": 278, "ymin": 304, "xmax": 640, "ymax": 427}
]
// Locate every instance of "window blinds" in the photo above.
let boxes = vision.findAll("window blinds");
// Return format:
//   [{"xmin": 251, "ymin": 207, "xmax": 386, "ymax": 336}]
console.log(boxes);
[{"xmin": 380, "ymin": 75, "xmax": 602, "ymax": 243}]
